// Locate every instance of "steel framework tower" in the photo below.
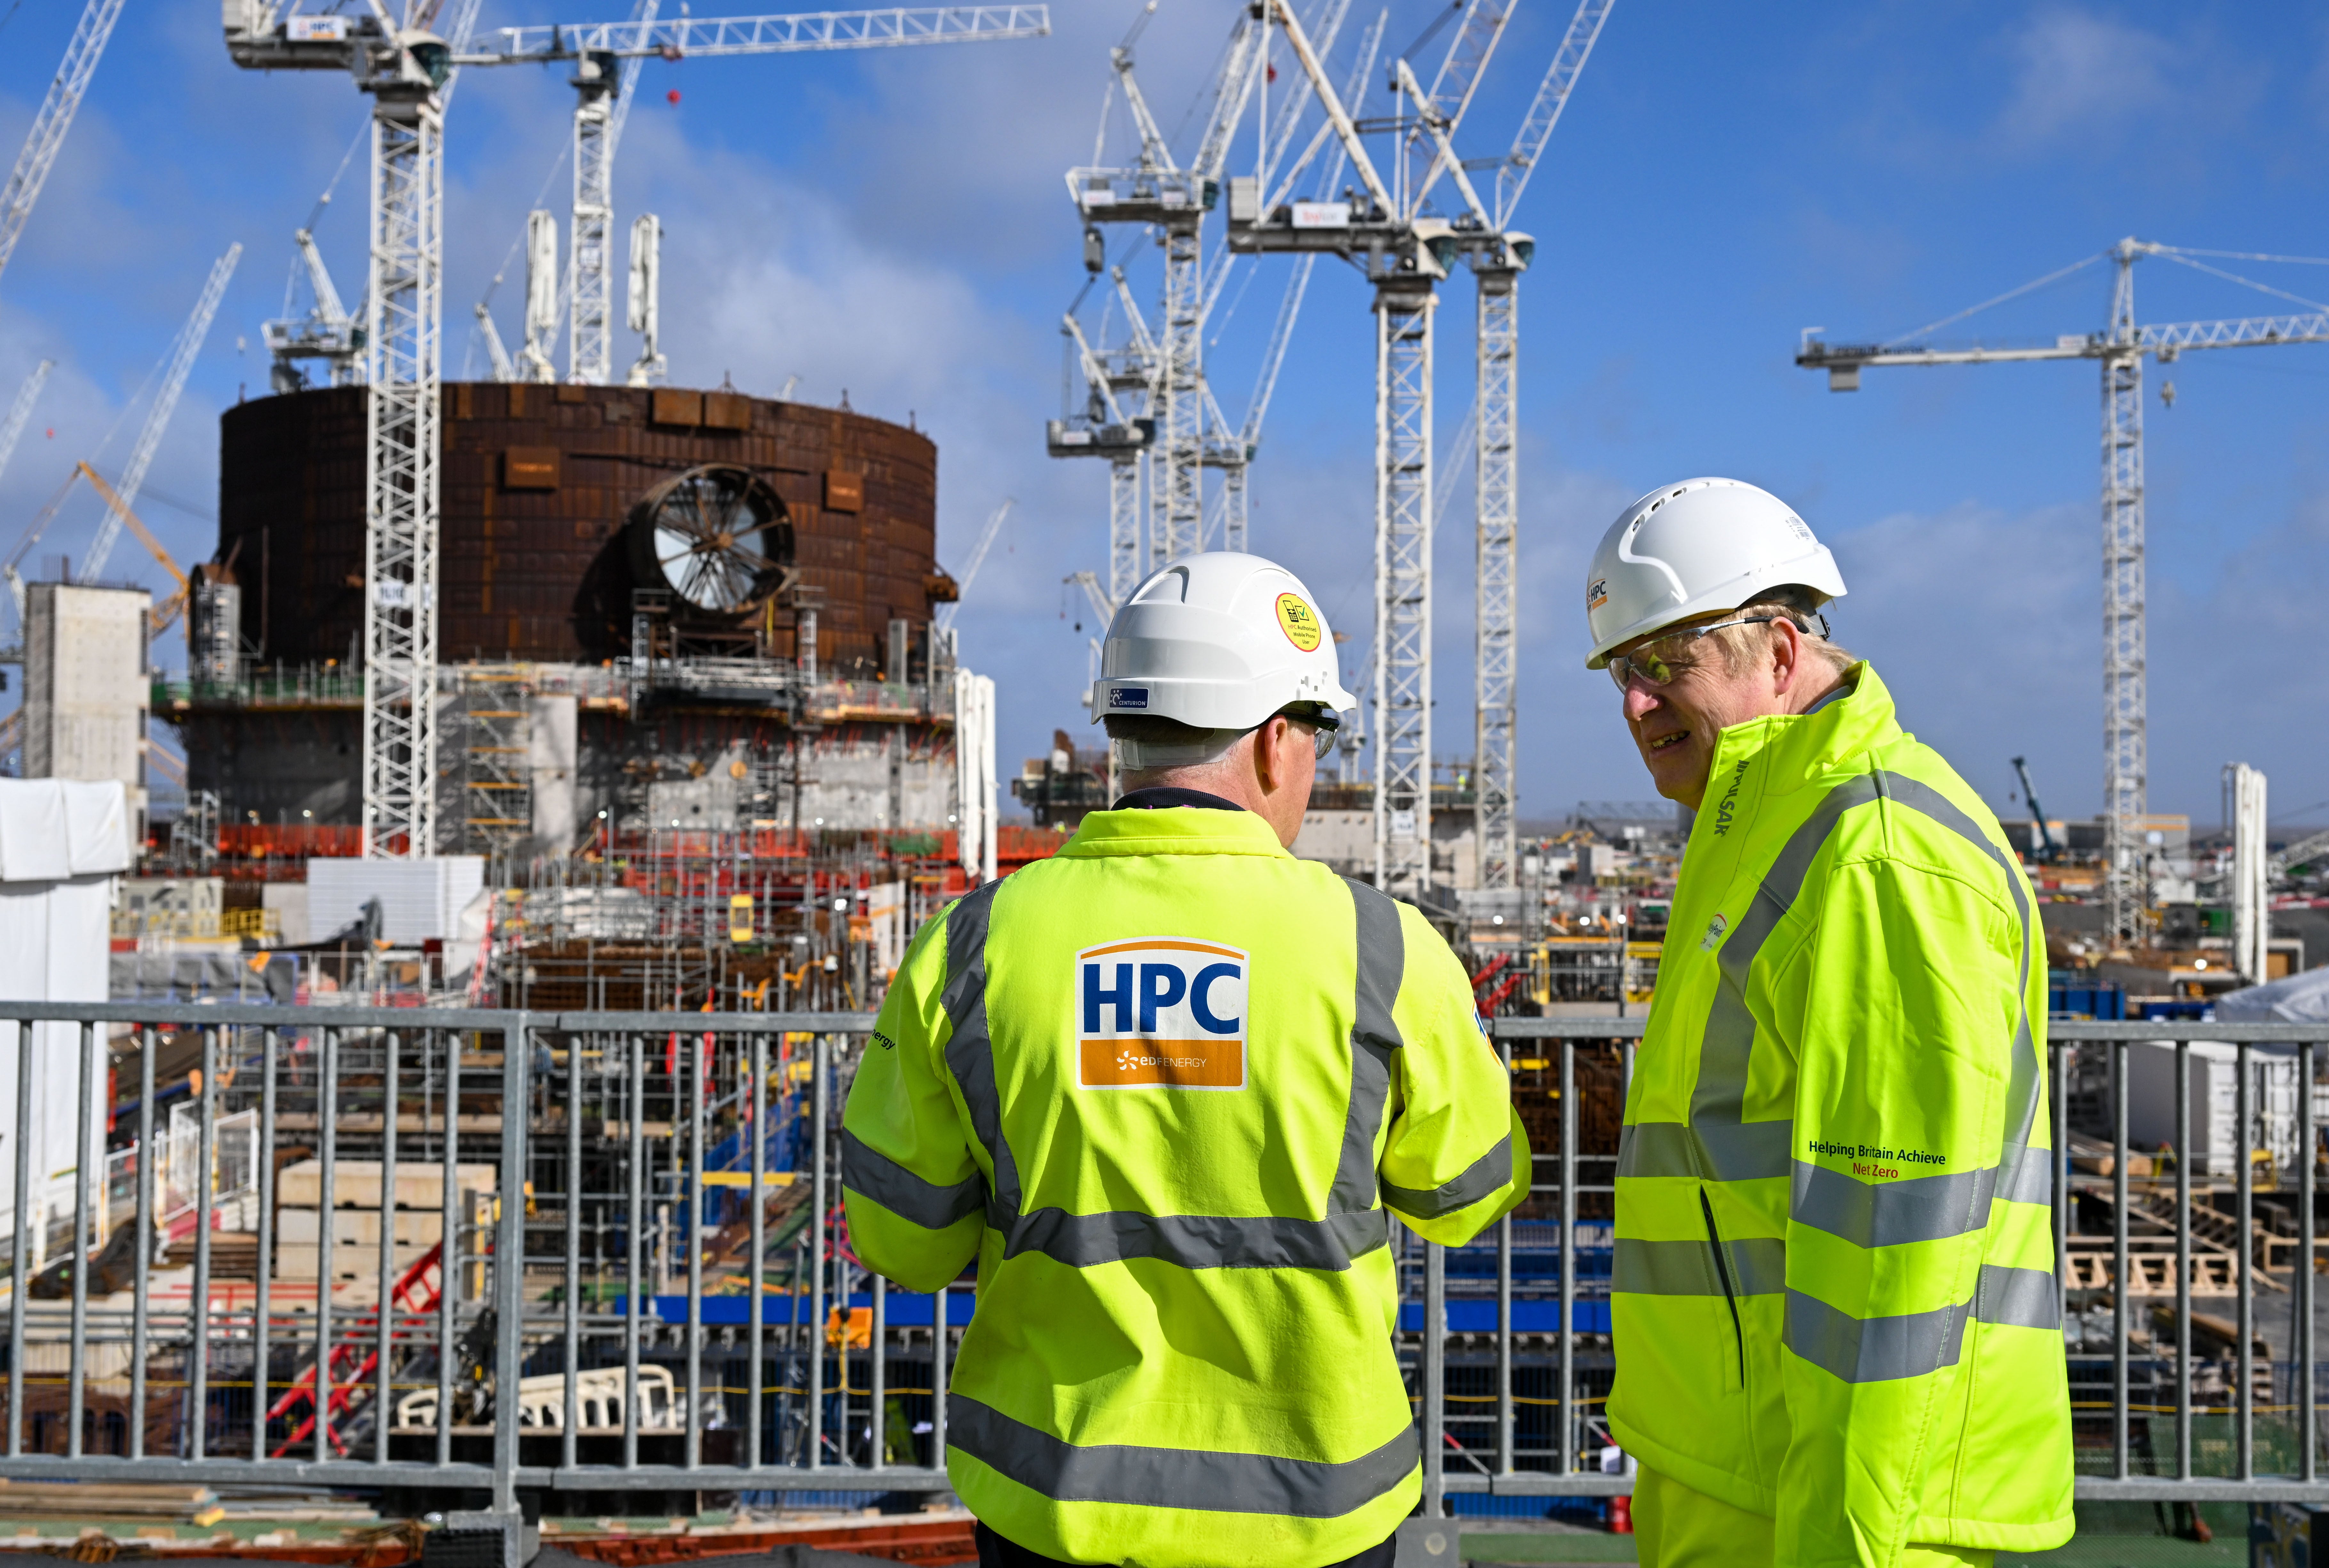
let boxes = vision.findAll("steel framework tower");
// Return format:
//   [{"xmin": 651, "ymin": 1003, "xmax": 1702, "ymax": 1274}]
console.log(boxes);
[
  {"xmin": 568, "ymin": 0, "xmax": 659, "ymax": 387},
  {"xmin": 1800, "ymin": 237, "xmax": 2329, "ymax": 944},
  {"xmin": 363, "ymin": 80, "xmax": 447, "ymax": 857},
  {"xmin": 1471, "ymin": 269, "xmax": 1517, "ymax": 888},
  {"xmin": 1374, "ymin": 280, "xmax": 1435, "ymax": 894}
]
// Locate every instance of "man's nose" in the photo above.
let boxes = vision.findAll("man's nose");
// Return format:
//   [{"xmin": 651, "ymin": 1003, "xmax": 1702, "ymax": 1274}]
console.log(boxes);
[{"xmin": 1622, "ymin": 678, "xmax": 1663, "ymax": 723}]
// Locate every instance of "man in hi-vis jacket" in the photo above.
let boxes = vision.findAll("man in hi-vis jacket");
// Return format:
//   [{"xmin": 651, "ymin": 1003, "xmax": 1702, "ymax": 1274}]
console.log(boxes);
[
  {"xmin": 1583, "ymin": 479, "xmax": 2073, "ymax": 1567},
  {"xmin": 843, "ymin": 552, "xmax": 1529, "ymax": 1568}
]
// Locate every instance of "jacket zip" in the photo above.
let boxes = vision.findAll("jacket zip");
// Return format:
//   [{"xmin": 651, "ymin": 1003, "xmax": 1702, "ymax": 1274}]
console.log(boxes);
[{"xmin": 1700, "ymin": 1189, "xmax": 1746, "ymax": 1385}]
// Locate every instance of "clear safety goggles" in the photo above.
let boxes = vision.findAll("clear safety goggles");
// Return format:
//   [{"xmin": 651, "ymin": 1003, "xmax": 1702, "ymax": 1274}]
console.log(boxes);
[
  {"xmin": 1605, "ymin": 612, "xmax": 1825, "ymax": 692},
  {"xmin": 1268, "ymin": 705, "xmax": 1343, "ymax": 760}
]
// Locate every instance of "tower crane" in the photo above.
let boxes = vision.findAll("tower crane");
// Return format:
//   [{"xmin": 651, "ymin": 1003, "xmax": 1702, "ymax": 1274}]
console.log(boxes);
[
  {"xmin": 0, "ymin": 361, "xmax": 54, "ymax": 493},
  {"xmin": 0, "ymin": 0, "xmax": 127, "ymax": 294},
  {"xmin": 1799, "ymin": 239, "xmax": 2329, "ymax": 946},
  {"xmin": 934, "ymin": 497, "xmax": 1016, "ymax": 633},
  {"xmin": 1455, "ymin": 0, "xmax": 1614, "ymax": 891},
  {"xmin": 223, "ymin": 2, "xmax": 1050, "ymax": 858},
  {"xmin": 264, "ymin": 228, "xmax": 363, "ymax": 392},
  {"xmin": 1068, "ymin": 7, "xmax": 1266, "ymax": 569},
  {"xmin": 1048, "ymin": 305, "xmax": 1154, "ymax": 609},
  {"xmin": 484, "ymin": 2, "xmax": 1049, "ymax": 386},
  {"xmin": 1227, "ymin": 0, "xmax": 1611, "ymax": 898},
  {"xmin": 82, "ymin": 244, "xmax": 243, "ymax": 583}
]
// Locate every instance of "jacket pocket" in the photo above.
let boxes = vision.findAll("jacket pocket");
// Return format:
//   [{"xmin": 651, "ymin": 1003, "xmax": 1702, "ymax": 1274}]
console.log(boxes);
[{"xmin": 1700, "ymin": 1189, "xmax": 1746, "ymax": 1391}]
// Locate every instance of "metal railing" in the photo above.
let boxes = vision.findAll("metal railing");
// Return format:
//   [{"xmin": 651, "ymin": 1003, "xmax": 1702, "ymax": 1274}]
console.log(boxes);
[{"xmin": 0, "ymin": 1004, "xmax": 2323, "ymax": 1523}]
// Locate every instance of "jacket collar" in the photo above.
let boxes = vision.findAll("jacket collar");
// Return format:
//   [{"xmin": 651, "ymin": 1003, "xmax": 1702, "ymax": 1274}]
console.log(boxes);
[
  {"xmin": 1701, "ymin": 662, "xmax": 1901, "ymax": 799},
  {"xmin": 1056, "ymin": 803, "xmax": 1293, "ymax": 859}
]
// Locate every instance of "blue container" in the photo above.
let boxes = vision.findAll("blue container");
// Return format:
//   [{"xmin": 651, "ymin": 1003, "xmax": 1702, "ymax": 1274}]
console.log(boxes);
[{"xmin": 2048, "ymin": 971, "xmax": 2125, "ymax": 1021}]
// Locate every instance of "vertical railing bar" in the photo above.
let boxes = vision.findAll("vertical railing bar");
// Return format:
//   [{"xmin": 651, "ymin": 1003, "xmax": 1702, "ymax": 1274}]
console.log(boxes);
[
  {"xmin": 2175, "ymin": 1037, "xmax": 2191, "ymax": 1480},
  {"xmin": 436, "ymin": 1029, "xmax": 458, "ymax": 1469},
  {"xmin": 65, "ymin": 1020, "xmax": 93, "ymax": 1460},
  {"xmin": 2055, "ymin": 1042, "xmax": 2070, "ymax": 1326},
  {"xmin": 1422, "ymin": 1236, "xmax": 1445, "ymax": 1520},
  {"xmin": 686, "ymin": 1024, "xmax": 704, "ymax": 1473},
  {"xmin": 189, "ymin": 1025, "xmax": 218, "ymax": 1461},
  {"xmin": 313, "ymin": 1028, "xmax": 337, "ymax": 1466},
  {"xmin": 871, "ymin": 1272, "xmax": 886, "ymax": 1470},
  {"xmin": 376, "ymin": 1030, "xmax": 400, "ymax": 1466},
  {"xmin": 1559, "ymin": 1037, "xmax": 1576, "ymax": 1477},
  {"xmin": 1495, "ymin": 1029, "xmax": 1512, "ymax": 1477},
  {"xmin": 130, "ymin": 1025, "xmax": 155, "ymax": 1461},
  {"xmin": 253, "ymin": 1028, "xmax": 278, "ymax": 1466},
  {"xmin": 565, "ymin": 1026, "xmax": 582, "ymax": 1472},
  {"xmin": 9, "ymin": 1020, "xmax": 30, "ymax": 1458},
  {"xmin": 2238, "ymin": 1040, "xmax": 2253, "ymax": 1481},
  {"xmin": 2112, "ymin": 1040, "xmax": 2128, "ymax": 1481},
  {"xmin": 623, "ymin": 1032, "xmax": 641, "ymax": 1471},
  {"xmin": 492, "ymin": 1015, "xmax": 530, "ymax": 1516},
  {"xmin": 809, "ymin": 1034, "xmax": 828, "ymax": 1471},
  {"xmin": 933, "ymin": 1274, "xmax": 948, "ymax": 1471},
  {"xmin": 748, "ymin": 1030, "xmax": 766, "ymax": 1474},
  {"xmin": 2292, "ymin": 1039, "xmax": 2310, "ymax": 1482}
]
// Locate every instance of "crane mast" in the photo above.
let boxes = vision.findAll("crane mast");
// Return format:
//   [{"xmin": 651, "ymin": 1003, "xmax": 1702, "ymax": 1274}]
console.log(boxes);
[
  {"xmin": 1798, "ymin": 238, "xmax": 2329, "ymax": 945},
  {"xmin": 0, "ymin": 0, "xmax": 126, "ymax": 293},
  {"xmin": 84, "ymin": 245, "xmax": 243, "ymax": 582},
  {"xmin": 0, "ymin": 361, "xmax": 54, "ymax": 495}
]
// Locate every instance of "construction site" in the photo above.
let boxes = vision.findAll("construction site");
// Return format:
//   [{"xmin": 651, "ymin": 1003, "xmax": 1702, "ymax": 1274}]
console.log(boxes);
[{"xmin": 0, "ymin": 0, "xmax": 2317, "ymax": 1564}]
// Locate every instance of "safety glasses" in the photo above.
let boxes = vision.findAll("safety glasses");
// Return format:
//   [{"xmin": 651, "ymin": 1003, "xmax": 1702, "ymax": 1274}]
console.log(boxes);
[
  {"xmin": 1606, "ymin": 613, "xmax": 1816, "ymax": 692},
  {"xmin": 1264, "ymin": 707, "xmax": 1343, "ymax": 759}
]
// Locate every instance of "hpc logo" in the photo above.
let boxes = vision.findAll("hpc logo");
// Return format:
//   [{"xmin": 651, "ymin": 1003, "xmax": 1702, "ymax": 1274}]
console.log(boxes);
[{"xmin": 1074, "ymin": 938, "xmax": 1247, "ymax": 1090}]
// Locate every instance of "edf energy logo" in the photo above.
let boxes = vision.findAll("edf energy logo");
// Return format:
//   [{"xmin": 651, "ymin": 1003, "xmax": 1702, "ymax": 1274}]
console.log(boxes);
[
  {"xmin": 1274, "ymin": 594, "xmax": 1322, "ymax": 652},
  {"xmin": 1075, "ymin": 938, "xmax": 1248, "ymax": 1090}
]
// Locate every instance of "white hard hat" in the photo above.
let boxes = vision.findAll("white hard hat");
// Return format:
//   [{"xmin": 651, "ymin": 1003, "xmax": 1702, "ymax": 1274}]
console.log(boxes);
[
  {"xmin": 1583, "ymin": 477, "xmax": 1848, "ymax": 668},
  {"xmin": 1088, "ymin": 551, "xmax": 1359, "ymax": 730}
]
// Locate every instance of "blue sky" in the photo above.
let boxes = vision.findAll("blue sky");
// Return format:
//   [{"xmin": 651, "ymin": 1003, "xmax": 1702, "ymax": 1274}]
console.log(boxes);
[{"xmin": 1, "ymin": 0, "xmax": 2325, "ymax": 829}]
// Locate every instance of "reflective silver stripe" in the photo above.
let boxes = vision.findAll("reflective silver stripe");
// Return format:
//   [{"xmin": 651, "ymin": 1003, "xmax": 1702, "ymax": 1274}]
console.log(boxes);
[
  {"xmin": 1002, "ymin": 1206, "xmax": 1387, "ymax": 1271},
  {"xmin": 1790, "ymin": 1159, "xmax": 1997, "ymax": 1249},
  {"xmin": 1690, "ymin": 776, "xmax": 1883, "ymax": 1183},
  {"xmin": 939, "ymin": 881, "xmax": 1017, "ymax": 1227},
  {"xmin": 947, "ymin": 1393, "xmax": 1419, "ymax": 1517},
  {"xmin": 1973, "ymin": 1263, "xmax": 2060, "ymax": 1330},
  {"xmin": 839, "ymin": 1127, "xmax": 984, "ymax": 1231},
  {"xmin": 1614, "ymin": 1236, "xmax": 1785, "ymax": 1297},
  {"xmin": 1871, "ymin": 772, "xmax": 2044, "ymax": 1166},
  {"xmin": 1613, "ymin": 1238, "xmax": 1723, "ymax": 1295},
  {"xmin": 1996, "ymin": 1140, "xmax": 2054, "ymax": 1206},
  {"xmin": 1382, "ymin": 1134, "xmax": 1511, "ymax": 1221},
  {"xmin": 1726, "ymin": 1235, "xmax": 1787, "ymax": 1296},
  {"xmin": 1333, "ymin": 878, "xmax": 1404, "ymax": 1215},
  {"xmin": 1617, "ymin": 1121, "xmax": 1694, "ymax": 1181},
  {"xmin": 1785, "ymin": 1287, "xmax": 1970, "ymax": 1385}
]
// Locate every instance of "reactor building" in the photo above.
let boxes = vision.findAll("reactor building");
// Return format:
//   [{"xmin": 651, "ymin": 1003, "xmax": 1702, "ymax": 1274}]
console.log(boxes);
[{"xmin": 173, "ymin": 380, "xmax": 963, "ymax": 853}]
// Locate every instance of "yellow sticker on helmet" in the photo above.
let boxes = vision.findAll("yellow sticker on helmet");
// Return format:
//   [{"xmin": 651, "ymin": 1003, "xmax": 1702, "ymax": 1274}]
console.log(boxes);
[{"xmin": 1275, "ymin": 592, "xmax": 1322, "ymax": 652}]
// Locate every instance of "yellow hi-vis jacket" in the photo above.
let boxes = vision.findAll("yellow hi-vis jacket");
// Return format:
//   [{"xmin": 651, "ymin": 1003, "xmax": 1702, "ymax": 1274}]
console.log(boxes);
[
  {"xmin": 1610, "ymin": 665, "xmax": 2073, "ymax": 1566},
  {"xmin": 842, "ymin": 804, "xmax": 1529, "ymax": 1568}
]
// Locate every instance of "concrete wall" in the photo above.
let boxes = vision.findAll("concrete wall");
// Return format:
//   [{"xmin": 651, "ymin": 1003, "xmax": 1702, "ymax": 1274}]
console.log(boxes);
[{"xmin": 25, "ymin": 585, "xmax": 149, "ymax": 817}]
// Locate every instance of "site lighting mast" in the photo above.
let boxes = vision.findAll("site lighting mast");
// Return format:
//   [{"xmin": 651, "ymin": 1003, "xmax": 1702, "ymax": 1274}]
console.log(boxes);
[
  {"xmin": 226, "ymin": 2, "xmax": 1050, "ymax": 858},
  {"xmin": 1799, "ymin": 238, "xmax": 2329, "ymax": 946}
]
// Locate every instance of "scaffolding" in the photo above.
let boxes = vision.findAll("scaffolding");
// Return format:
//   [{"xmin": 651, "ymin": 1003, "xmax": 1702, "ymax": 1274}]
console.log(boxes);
[{"xmin": 459, "ymin": 669, "xmax": 533, "ymax": 855}]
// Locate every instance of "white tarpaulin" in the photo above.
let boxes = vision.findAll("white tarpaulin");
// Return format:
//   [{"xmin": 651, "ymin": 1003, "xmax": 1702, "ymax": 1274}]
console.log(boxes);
[
  {"xmin": 2215, "ymin": 966, "xmax": 2329, "ymax": 1024},
  {"xmin": 0, "ymin": 780, "xmax": 131, "ymax": 1244},
  {"xmin": 308, "ymin": 856, "xmax": 486, "ymax": 943}
]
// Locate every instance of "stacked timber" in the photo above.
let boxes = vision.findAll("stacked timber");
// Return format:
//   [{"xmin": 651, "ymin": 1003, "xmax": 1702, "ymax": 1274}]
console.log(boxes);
[{"xmin": 274, "ymin": 1160, "xmax": 494, "ymax": 1282}]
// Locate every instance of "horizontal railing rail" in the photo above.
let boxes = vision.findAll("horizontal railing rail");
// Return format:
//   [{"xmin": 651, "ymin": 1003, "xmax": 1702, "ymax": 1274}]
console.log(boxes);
[{"xmin": 0, "ymin": 1002, "xmax": 2318, "ymax": 1523}]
